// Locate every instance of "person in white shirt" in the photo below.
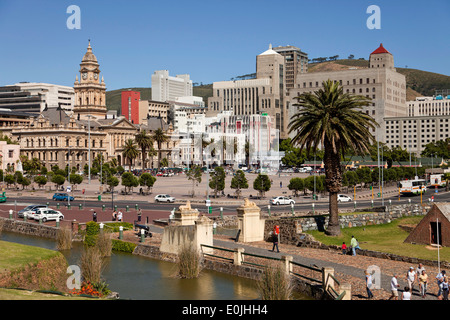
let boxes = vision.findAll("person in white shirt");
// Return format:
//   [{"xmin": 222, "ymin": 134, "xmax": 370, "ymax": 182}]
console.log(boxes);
[
  {"xmin": 401, "ymin": 286, "xmax": 411, "ymax": 300},
  {"xmin": 406, "ymin": 267, "xmax": 416, "ymax": 293},
  {"xmin": 389, "ymin": 274, "xmax": 400, "ymax": 300}
]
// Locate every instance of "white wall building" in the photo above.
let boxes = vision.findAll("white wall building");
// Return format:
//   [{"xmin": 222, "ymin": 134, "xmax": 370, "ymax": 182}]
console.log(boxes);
[
  {"xmin": 0, "ymin": 82, "xmax": 74, "ymax": 114},
  {"xmin": 151, "ymin": 70, "xmax": 193, "ymax": 102}
]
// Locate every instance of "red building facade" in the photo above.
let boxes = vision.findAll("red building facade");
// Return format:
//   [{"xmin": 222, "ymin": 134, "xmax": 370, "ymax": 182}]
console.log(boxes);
[{"xmin": 121, "ymin": 90, "xmax": 140, "ymax": 124}]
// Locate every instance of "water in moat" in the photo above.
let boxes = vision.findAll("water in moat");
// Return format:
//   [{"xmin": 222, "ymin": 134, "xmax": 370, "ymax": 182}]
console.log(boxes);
[{"xmin": 0, "ymin": 231, "xmax": 310, "ymax": 300}]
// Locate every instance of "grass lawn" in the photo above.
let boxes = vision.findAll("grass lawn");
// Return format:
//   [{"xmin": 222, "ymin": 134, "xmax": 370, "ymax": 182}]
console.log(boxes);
[
  {"xmin": 306, "ymin": 215, "xmax": 450, "ymax": 262},
  {"xmin": 0, "ymin": 288, "xmax": 91, "ymax": 300},
  {"xmin": 0, "ymin": 241, "xmax": 60, "ymax": 273}
]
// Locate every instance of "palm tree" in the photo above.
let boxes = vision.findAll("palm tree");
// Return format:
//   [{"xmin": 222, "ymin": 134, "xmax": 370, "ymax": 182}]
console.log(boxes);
[
  {"xmin": 135, "ymin": 130, "xmax": 153, "ymax": 170},
  {"xmin": 122, "ymin": 139, "xmax": 139, "ymax": 171},
  {"xmin": 288, "ymin": 79, "xmax": 378, "ymax": 236},
  {"xmin": 152, "ymin": 128, "xmax": 169, "ymax": 169}
]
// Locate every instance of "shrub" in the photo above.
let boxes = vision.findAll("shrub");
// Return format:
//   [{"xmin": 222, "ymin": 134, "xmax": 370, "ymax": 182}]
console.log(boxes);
[
  {"xmin": 177, "ymin": 245, "xmax": 203, "ymax": 279},
  {"xmin": 257, "ymin": 262, "xmax": 293, "ymax": 300},
  {"xmin": 112, "ymin": 240, "xmax": 137, "ymax": 253}
]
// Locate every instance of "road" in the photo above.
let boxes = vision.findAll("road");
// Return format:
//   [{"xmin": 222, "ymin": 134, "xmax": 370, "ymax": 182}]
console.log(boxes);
[{"xmin": 4, "ymin": 187, "xmax": 449, "ymax": 215}]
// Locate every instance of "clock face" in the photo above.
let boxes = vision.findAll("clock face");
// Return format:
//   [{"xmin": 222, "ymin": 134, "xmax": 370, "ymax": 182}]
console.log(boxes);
[{"xmin": 82, "ymin": 73, "xmax": 88, "ymax": 80}]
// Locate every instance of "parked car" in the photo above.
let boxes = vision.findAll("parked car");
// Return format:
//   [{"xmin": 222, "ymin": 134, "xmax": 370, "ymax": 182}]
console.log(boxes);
[
  {"xmin": 154, "ymin": 194, "xmax": 176, "ymax": 203},
  {"xmin": 337, "ymin": 194, "xmax": 352, "ymax": 202},
  {"xmin": 18, "ymin": 204, "xmax": 48, "ymax": 218},
  {"xmin": 32, "ymin": 208, "xmax": 64, "ymax": 222},
  {"xmin": 52, "ymin": 193, "xmax": 74, "ymax": 201},
  {"xmin": 270, "ymin": 196, "xmax": 295, "ymax": 206},
  {"xmin": 0, "ymin": 192, "xmax": 6, "ymax": 203},
  {"xmin": 163, "ymin": 172, "xmax": 174, "ymax": 177}
]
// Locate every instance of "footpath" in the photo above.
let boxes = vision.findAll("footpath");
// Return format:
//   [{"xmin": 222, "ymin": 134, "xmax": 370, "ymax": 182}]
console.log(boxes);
[{"xmin": 144, "ymin": 224, "xmax": 444, "ymax": 301}]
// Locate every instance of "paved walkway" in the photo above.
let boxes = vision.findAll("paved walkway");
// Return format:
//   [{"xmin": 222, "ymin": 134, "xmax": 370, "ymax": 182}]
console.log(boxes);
[{"xmin": 144, "ymin": 224, "xmax": 444, "ymax": 301}]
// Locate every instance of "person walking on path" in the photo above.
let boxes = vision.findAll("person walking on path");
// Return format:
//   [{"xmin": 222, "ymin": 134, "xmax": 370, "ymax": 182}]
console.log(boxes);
[
  {"xmin": 406, "ymin": 267, "xmax": 416, "ymax": 293},
  {"xmin": 350, "ymin": 236, "xmax": 359, "ymax": 256},
  {"xmin": 418, "ymin": 270, "xmax": 428, "ymax": 298},
  {"xmin": 341, "ymin": 242, "xmax": 347, "ymax": 255},
  {"xmin": 92, "ymin": 211, "xmax": 97, "ymax": 222},
  {"xmin": 442, "ymin": 277, "xmax": 449, "ymax": 300},
  {"xmin": 365, "ymin": 270, "xmax": 374, "ymax": 299},
  {"xmin": 117, "ymin": 211, "xmax": 123, "ymax": 222},
  {"xmin": 389, "ymin": 274, "xmax": 400, "ymax": 300},
  {"xmin": 137, "ymin": 208, "xmax": 142, "ymax": 222},
  {"xmin": 270, "ymin": 225, "xmax": 280, "ymax": 253},
  {"xmin": 401, "ymin": 286, "xmax": 412, "ymax": 300},
  {"xmin": 112, "ymin": 210, "xmax": 117, "ymax": 221},
  {"xmin": 436, "ymin": 270, "xmax": 446, "ymax": 299}
]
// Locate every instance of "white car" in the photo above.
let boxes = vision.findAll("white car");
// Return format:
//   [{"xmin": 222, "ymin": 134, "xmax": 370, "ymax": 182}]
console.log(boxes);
[
  {"xmin": 337, "ymin": 194, "xmax": 352, "ymax": 202},
  {"xmin": 32, "ymin": 208, "xmax": 64, "ymax": 222},
  {"xmin": 270, "ymin": 196, "xmax": 295, "ymax": 205},
  {"xmin": 154, "ymin": 194, "xmax": 176, "ymax": 203}
]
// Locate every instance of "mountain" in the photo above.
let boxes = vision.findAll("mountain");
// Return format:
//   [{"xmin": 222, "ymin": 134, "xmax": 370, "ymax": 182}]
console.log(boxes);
[
  {"xmin": 105, "ymin": 85, "xmax": 213, "ymax": 113},
  {"xmin": 308, "ymin": 59, "xmax": 450, "ymax": 100}
]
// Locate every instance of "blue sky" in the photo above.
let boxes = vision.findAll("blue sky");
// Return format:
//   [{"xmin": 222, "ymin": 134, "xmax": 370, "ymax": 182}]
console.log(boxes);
[{"xmin": 0, "ymin": 0, "xmax": 449, "ymax": 90}]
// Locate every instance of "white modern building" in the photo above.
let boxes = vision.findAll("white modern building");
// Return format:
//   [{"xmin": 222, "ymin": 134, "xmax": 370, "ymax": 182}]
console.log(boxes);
[
  {"xmin": 151, "ymin": 70, "xmax": 193, "ymax": 102},
  {"xmin": 407, "ymin": 92, "xmax": 450, "ymax": 117},
  {"xmin": 0, "ymin": 82, "xmax": 74, "ymax": 114}
]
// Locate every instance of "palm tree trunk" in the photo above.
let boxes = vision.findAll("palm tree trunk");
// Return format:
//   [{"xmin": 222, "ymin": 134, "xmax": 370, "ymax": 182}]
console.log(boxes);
[{"xmin": 324, "ymin": 143, "xmax": 342, "ymax": 236}]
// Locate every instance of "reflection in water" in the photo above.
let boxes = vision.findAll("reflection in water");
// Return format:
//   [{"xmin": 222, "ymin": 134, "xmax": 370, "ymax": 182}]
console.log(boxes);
[
  {"xmin": 0, "ymin": 231, "xmax": 260, "ymax": 300},
  {"xmin": 0, "ymin": 231, "xmax": 310, "ymax": 300}
]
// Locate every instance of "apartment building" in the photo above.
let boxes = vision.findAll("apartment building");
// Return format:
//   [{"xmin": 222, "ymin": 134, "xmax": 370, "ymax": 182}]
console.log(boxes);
[{"xmin": 151, "ymin": 70, "xmax": 193, "ymax": 102}]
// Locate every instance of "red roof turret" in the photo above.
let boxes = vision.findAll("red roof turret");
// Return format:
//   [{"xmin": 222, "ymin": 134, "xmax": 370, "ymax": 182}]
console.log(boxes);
[{"xmin": 371, "ymin": 43, "xmax": 391, "ymax": 55}]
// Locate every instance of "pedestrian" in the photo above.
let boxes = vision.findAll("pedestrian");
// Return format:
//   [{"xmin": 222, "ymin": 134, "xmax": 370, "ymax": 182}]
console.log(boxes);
[
  {"xmin": 436, "ymin": 270, "xmax": 446, "ymax": 299},
  {"xmin": 112, "ymin": 210, "xmax": 117, "ymax": 221},
  {"xmin": 270, "ymin": 225, "xmax": 280, "ymax": 253},
  {"xmin": 406, "ymin": 267, "xmax": 416, "ymax": 293},
  {"xmin": 416, "ymin": 263, "xmax": 425, "ymax": 277},
  {"xmin": 280, "ymin": 181, "xmax": 282, "ymax": 188},
  {"xmin": 441, "ymin": 277, "xmax": 449, "ymax": 300},
  {"xmin": 389, "ymin": 274, "xmax": 400, "ymax": 300},
  {"xmin": 365, "ymin": 270, "xmax": 374, "ymax": 299},
  {"xmin": 341, "ymin": 242, "xmax": 347, "ymax": 255},
  {"xmin": 117, "ymin": 211, "xmax": 123, "ymax": 222},
  {"xmin": 350, "ymin": 235, "xmax": 359, "ymax": 256},
  {"xmin": 92, "ymin": 211, "xmax": 97, "ymax": 222},
  {"xmin": 418, "ymin": 270, "xmax": 428, "ymax": 298},
  {"xmin": 137, "ymin": 208, "xmax": 142, "ymax": 222},
  {"xmin": 401, "ymin": 286, "xmax": 411, "ymax": 300}
]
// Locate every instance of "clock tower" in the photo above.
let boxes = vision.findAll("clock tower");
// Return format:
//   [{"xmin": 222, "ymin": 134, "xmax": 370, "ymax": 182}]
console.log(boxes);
[{"xmin": 74, "ymin": 41, "xmax": 107, "ymax": 119}]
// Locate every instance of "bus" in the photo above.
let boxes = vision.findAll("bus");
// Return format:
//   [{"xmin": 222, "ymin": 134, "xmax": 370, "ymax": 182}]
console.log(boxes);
[
  {"xmin": 399, "ymin": 178, "xmax": 427, "ymax": 195},
  {"xmin": 429, "ymin": 174, "xmax": 446, "ymax": 188}
]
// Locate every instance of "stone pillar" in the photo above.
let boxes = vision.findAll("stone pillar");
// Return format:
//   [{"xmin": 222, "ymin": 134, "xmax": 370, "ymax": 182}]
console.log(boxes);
[
  {"xmin": 281, "ymin": 255, "xmax": 293, "ymax": 274},
  {"xmin": 234, "ymin": 248, "xmax": 245, "ymax": 266},
  {"xmin": 172, "ymin": 201, "xmax": 199, "ymax": 226},
  {"xmin": 236, "ymin": 199, "xmax": 265, "ymax": 243},
  {"xmin": 322, "ymin": 267, "xmax": 335, "ymax": 292},
  {"xmin": 339, "ymin": 283, "xmax": 352, "ymax": 300}
]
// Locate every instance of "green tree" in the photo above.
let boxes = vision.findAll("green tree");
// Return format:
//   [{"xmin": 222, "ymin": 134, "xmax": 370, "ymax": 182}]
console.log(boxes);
[
  {"xmin": 152, "ymin": 128, "xmax": 169, "ymax": 169},
  {"xmin": 51, "ymin": 174, "xmax": 66, "ymax": 190},
  {"xmin": 121, "ymin": 172, "xmax": 139, "ymax": 194},
  {"xmin": 139, "ymin": 173, "xmax": 157, "ymax": 194},
  {"xmin": 122, "ymin": 139, "xmax": 139, "ymax": 171},
  {"xmin": 230, "ymin": 170, "xmax": 249, "ymax": 199},
  {"xmin": 186, "ymin": 165, "xmax": 203, "ymax": 198},
  {"xmin": 253, "ymin": 174, "xmax": 271, "ymax": 198},
  {"xmin": 34, "ymin": 175, "xmax": 48, "ymax": 189},
  {"xmin": 135, "ymin": 130, "xmax": 153, "ymax": 169},
  {"xmin": 287, "ymin": 177, "xmax": 304, "ymax": 197},
  {"xmin": 209, "ymin": 166, "xmax": 226, "ymax": 198},
  {"xmin": 288, "ymin": 79, "xmax": 378, "ymax": 236},
  {"xmin": 69, "ymin": 174, "xmax": 83, "ymax": 190},
  {"xmin": 4, "ymin": 174, "xmax": 15, "ymax": 189}
]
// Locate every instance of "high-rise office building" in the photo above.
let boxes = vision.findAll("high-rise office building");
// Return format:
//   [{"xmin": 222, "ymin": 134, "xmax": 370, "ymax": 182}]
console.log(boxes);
[
  {"xmin": 273, "ymin": 45, "xmax": 308, "ymax": 89},
  {"xmin": 151, "ymin": 70, "xmax": 193, "ymax": 102},
  {"xmin": 121, "ymin": 90, "xmax": 141, "ymax": 124}
]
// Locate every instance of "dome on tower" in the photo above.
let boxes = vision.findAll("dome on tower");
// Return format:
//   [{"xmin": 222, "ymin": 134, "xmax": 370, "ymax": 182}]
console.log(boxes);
[{"xmin": 81, "ymin": 40, "xmax": 99, "ymax": 64}]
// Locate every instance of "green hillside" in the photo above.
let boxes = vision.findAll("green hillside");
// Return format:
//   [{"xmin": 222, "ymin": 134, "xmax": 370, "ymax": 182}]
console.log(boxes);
[{"xmin": 105, "ymin": 85, "xmax": 212, "ymax": 114}]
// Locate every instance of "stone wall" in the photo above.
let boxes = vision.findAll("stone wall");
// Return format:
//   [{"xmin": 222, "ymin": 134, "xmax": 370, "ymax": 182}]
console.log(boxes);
[{"xmin": 0, "ymin": 218, "xmax": 58, "ymax": 239}]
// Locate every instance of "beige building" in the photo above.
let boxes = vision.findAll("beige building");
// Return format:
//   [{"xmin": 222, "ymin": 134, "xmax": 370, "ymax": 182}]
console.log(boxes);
[
  {"xmin": 208, "ymin": 44, "xmax": 289, "ymax": 138},
  {"xmin": 288, "ymin": 44, "xmax": 407, "ymax": 142},
  {"xmin": 139, "ymin": 100, "xmax": 170, "ymax": 123},
  {"xmin": 0, "ymin": 41, "xmax": 181, "ymax": 171},
  {"xmin": 0, "ymin": 140, "xmax": 20, "ymax": 172},
  {"xmin": 273, "ymin": 45, "xmax": 308, "ymax": 89}
]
